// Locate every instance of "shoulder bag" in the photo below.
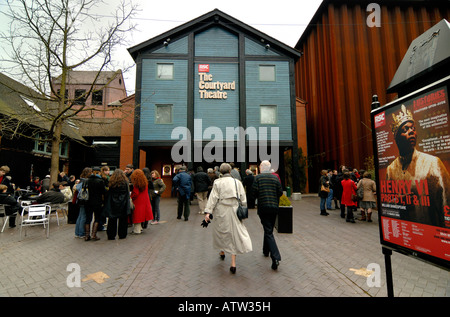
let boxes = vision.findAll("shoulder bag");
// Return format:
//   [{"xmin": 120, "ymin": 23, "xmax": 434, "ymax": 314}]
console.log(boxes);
[
  {"xmin": 234, "ymin": 179, "xmax": 248, "ymax": 221},
  {"xmin": 77, "ymin": 180, "xmax": 89, "ymax": 204}
]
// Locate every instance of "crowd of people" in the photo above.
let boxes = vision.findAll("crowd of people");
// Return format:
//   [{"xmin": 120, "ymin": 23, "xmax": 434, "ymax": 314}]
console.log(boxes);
[
  {"xmin": 1, "ymin": 160, "xmax": 286, "ymax": 274},
  {"xmin": 71, "ymin": 164, "xmax": 166, "ymax": 240},
  {"xmin": 0, "ymin": 163, "xmax": 167, "ymax": 240},
  {"xmin": 318, "ymin": 165, "xmax": 376, "ymax": 223}
]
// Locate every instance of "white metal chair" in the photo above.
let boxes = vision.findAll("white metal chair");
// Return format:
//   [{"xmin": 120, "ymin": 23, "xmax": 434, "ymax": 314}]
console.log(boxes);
[
  {"xmin": 19, "ymin": 204, "xmax": 51, "ymax": 240},
  {"xmin": 49, "ymin": 202, "xmax": 69, "ymax": 225}
]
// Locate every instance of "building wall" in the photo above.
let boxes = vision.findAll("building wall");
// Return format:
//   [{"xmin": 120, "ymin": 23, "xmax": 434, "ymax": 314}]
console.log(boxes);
[
  {"xmin": 133, "ymin": 14, "xmax": 301, "ymax": 189},
  {"xmin": 138, "ymin": 26, "xmax": 297, "ymax": 144},
  {"xmin": 294, "ymin": 1, "xmax": 450, "ymax": 189}
]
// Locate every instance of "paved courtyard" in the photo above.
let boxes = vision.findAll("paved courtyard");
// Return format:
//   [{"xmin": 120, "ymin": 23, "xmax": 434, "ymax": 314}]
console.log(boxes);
[{"xmin": 0, "ymin": 195, "xmax": 448, "ymax": 302}]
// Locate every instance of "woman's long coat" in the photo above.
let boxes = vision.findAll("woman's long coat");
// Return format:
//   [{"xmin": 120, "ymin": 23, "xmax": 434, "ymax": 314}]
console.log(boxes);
[
  {"xmin": 204, "ymin": 174, "xmax": 252, "ymax": 255},
  {"xmin": 341, "ymin": 179, "xmax": 357, "ymax": 207},
  {"xmin": 131, "ymin": 185, "xmax": 153, "ymax": 223},
  {"xmin": 103, "ymin": 183, "xmax": 130, "ymax": 218}
]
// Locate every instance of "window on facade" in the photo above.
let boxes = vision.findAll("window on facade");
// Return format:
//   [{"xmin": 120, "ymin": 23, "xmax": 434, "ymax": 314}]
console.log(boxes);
[
  {"xmin": 259, "ymin": 65, "xmax": 275, "ymax": 81},
  {"xmin": 74, "ymin": 89, "xmax": 87, "ymax": 105},
  {"xmin": 155, "ymin": 104, "xmax": 173, "ymax": 124},
  {"xmin": 260, "ymin": 105, "xmax": 277, "ymax": 124},
  {"xmin": 92, "ymin": 90, "xmax": 103, "ymax": 105},
  {"xmin": 157, "ymin": 63, "xmax": 174, "ymax": 80},
  {"xmin": 33, "ymin": 134, "xmax": 69, "ymax": 158}
]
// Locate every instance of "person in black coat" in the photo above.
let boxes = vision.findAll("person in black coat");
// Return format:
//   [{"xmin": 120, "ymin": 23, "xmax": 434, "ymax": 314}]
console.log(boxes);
[
  {"xmin": 103, "ymin": 169, "xmax": 130, "ymax": 240},
  {"xmin": 84, "ymin": 167, "xmax": 106, "ymax": 241},
  {"xmin": 193, "ymin": 166, "xmax": 211, "ymax": 214},
  {"xmin": 243, "ymin": 169, "xmax": 256, "ymax": 209},
  {"xmin": 330, "ymin": 169, "xmax": 340, "ymax": 209},
  {"xmin": 0, "ymin": 184, "xmax": 20, "ymax": 228},
  {"xmin": 36, "ymin": 182, "xmax": 65, "ymax": 204}
]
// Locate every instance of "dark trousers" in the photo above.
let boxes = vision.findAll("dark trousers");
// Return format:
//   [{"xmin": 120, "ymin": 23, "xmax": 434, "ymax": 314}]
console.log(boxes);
[
  {"xmin": 346, "ymin": 205, "xmax": 355, "ymax": 220},
  {"xmin": 177, "ymin": 194, "xmax": 190, "ymax": 220},
  {"xmin": 258, "ymin": 207, "xmax": 281, "ymax": 261},
  {"xmin": 85, "ymin": 204, "xmax": 102, "ymax": 225},
  {"xmin": 107, "ymin": 215, "xmax": 128, "ymax": 239}
]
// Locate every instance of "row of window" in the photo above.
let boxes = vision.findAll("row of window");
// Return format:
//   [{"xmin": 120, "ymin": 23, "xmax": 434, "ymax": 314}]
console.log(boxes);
[
  {"xmin": 57, "ymin": 89, "xmax": 104, "ymax": 105},
  {"xmin": 155, "ymin": 104, "xmax": 277, "ymax": 125},
  {"xmin": 157, "ymin": 63, "xmax": 276, "ymax": 81}
]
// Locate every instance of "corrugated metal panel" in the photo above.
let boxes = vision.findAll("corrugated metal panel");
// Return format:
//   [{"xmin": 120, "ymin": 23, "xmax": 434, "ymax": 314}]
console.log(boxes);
[
  {"xmin": 295, "ymin": 1, "xmax": 450, "ymax": 184},
  {"xmin": 140, "ymin": 59, "xmax": 188, "ymax": 140}
]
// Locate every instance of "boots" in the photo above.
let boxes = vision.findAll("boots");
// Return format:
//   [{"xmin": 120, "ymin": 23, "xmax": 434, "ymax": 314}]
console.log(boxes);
[
  {"xmin": 84, "ymin": 224, "xmax": 91, "ymax": 241},
  {"xmin": 91, "ymin": 222, "xmax": 100, "ymax": 241},
  {"xmin": 359, "ymin": 210, "xmax": 366, "ymax": 221},
  {"xmin": 367, "ymin": 212, "xmax": 372, "ymax": 222}
]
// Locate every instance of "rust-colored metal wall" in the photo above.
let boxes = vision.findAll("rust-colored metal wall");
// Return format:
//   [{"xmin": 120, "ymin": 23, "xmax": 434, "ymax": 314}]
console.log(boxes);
[{"xmin": 295, "ymin": 0, "xmax": 450, "ymax": 190}]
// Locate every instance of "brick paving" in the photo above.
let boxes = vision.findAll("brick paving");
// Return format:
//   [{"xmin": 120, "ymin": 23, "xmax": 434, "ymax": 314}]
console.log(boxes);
[{"xmin": 0, "ymin": 195, "xmax": 448, "ymax": 299}]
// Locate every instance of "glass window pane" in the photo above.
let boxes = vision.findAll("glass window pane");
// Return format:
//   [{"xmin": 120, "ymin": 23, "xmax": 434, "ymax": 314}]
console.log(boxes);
[
  {"xmin": 260, "ymin": 105, "xmax": 277, "ymax": 124},
  {"xmin": 259, "ymin": 65, "xmax": 275, "ymax": 81},
  {"xmin": 92, "ymin": 90, "xmax": 103, "ymax": 105},
  {"xmin": 155, "ymin": 105, "xmax": 172, "ymax": 124},
  {"xmin": 74, "ymin": 89, "xmax": 86, "ymax": 105},
  {"xmin": 157, "ymin": 64, "xmax": 173, "ymax": 80}
]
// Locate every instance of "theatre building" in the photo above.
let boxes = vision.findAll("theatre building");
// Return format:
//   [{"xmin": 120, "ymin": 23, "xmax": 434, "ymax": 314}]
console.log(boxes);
[{"xmin": 128, "ymin": 9, "xmax": 303, "ymax": 194}]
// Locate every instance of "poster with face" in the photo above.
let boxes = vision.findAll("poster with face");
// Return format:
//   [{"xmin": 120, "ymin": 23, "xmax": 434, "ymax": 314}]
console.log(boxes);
[{"xmin": 373, "ymin": 84, "xmax": 450, "ymax": 264}]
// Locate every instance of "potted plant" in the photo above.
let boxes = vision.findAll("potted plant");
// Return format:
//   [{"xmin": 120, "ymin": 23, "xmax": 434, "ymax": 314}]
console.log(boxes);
[{"xmin": 276, "ymin": 194, "xmax": 293, "ymax": 233}]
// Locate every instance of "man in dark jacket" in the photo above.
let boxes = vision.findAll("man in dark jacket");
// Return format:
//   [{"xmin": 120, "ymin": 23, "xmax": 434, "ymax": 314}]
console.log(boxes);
[
  {"xmin": 0, "ymin": 184, "xmax": 20, "ymax": 228},
  {"xmin": 84, "ymin": 167, "xmax": 106, "ymax": 241},
  {"xmin": 252, "ymin": 160, "xmax": 283, "ymax": 270},
  {"xmin": 36, "ymin": 182, "xmax": 65, "ymax": 204},
  {"xmin": 173, "ymin": 166, "xmax": 192, "ymax": 221},
  {"xmin": 193, "ymin": 166, "xmax": 211, "ymax": 214}
]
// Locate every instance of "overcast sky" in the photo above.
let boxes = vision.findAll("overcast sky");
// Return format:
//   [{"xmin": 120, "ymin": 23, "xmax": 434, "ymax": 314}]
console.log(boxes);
[
  {"xmin": 121, "ymin": 0, "xmax": 323, "ymax": 93},
  {"xmin": 0, "ymin": 0, "xmax": 324, "ymax": 94}
]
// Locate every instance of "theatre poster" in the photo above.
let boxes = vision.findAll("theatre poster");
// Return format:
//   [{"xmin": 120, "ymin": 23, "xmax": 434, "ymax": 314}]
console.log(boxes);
[{"xmin": 372, "ymin": 81, "xmax": 450, "ymax": 268}]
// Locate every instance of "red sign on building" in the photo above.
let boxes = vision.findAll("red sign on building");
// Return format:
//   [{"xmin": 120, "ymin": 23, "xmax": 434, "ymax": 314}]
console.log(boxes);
[{"xmin": 198, "ymin": 64, "xmax": 209, "ymax": 72}]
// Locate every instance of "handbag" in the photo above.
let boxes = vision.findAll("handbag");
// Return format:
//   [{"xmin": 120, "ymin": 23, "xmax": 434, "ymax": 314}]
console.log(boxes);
[
  {"xmin": 234, "ymin": 179, "xmax": 248, "ymax": 221},
  {"xmin": 320, "ymin": 184, "xmax": 330, "ymax": 193},
  {"xmin": 77, "ymin": 180, "xmax": 89, "ymax": 205}
]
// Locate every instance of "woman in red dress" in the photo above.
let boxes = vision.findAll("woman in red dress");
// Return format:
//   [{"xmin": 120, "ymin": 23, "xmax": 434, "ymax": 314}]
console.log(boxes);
[
  {"xmin": 130, "ymin": 169, "xmax": 153, "ymax": 234},
  {"xmin": 340, "ymin": 171, "xmax": 357, "ymax": 223}
]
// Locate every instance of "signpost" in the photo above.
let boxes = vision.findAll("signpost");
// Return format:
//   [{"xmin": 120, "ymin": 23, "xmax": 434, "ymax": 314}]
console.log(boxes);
[{"xmin": 371, "ymin": 76, "xmax": 450, "ymax": 296}]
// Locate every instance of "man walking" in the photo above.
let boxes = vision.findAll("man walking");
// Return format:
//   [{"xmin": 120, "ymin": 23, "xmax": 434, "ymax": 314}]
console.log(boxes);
[
  {"xmin": 173, "ymin": 166, "xmax": 192, "ymax": 221},
  {"xmin": 193, "ymin": 166, "xmax": 210, "ymax": 214},
  {"xmin": 252, "ymin": 160, "xmax": 283, "ymax": 270}
]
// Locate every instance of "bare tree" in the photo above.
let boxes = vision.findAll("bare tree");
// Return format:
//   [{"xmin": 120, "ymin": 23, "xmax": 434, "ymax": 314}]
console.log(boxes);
[{"xmin": 0, "ymin": 0, "xmax": 137, "ymax": 183}]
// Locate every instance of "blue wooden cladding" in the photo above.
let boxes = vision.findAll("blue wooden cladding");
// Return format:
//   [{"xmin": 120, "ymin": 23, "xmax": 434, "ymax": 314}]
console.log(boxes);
[
  {"xmin": 140, "ymin": 59, "xmax": 188, "ymax": 140},
  {"xmin": 138, "ymin": 24, "xmax": 295, "ymax": 142},
  {"xmin": 195, "ymin": 27, "xmax": 238, "ymax": 57}
]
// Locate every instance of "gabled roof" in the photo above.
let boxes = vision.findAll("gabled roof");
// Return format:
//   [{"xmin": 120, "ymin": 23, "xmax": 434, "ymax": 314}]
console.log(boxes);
[
  {"xmin": 128, "ymin": 9, "xmax": 301, "ymax": 60},
  {"xmin": 0, "ymin": 72, "xmax": 85, "ymax": 142}
]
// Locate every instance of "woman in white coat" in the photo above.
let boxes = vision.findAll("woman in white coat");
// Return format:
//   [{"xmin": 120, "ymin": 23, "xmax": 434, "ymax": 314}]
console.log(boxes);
[{"xmin": 204, "ymin": 163, "xmax": 252, "ymax": 274}]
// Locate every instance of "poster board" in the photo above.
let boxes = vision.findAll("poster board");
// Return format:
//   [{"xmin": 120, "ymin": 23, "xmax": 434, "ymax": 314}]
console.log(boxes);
[{"xmin": 371, "ymin": 76, "xmax": 450, "ymax": 270}]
